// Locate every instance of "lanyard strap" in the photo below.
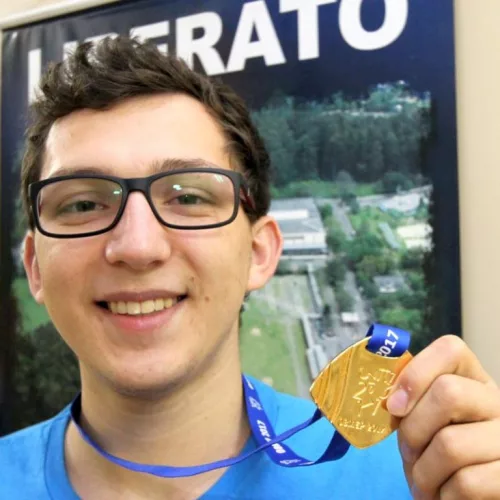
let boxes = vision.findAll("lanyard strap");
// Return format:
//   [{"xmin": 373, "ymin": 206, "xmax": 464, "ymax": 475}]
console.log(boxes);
[{"xmin": 70, "ymin": 324, "xmax": 410, "ymax": 478}]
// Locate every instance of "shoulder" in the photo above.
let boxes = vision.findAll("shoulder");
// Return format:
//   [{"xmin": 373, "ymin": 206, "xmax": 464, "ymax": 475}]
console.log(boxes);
[
  {"xmin": 0, "ymin": 417, "xmax": 53, "ymax": 463},
  {"xmin": 0, "ymin": 410, "xmax": 69, "ymax": 498}
]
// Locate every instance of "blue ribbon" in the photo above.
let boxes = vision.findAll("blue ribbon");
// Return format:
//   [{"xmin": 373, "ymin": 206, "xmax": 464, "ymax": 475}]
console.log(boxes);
[{"xmin": 70, "ymin": 324, "xmax": 410, "ymax": 477}]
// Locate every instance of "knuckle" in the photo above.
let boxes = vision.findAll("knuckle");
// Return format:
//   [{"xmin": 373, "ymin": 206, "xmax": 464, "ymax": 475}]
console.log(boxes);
[
  {"xmin": 436, "ymin": 334, "xmax": 466, "ymax": 358},
  {"xmin": 445, "ymin": 468, "xmax": 480, "ymax": 499},
  {"xmin": 431, "ymin": 374, "xmax": 463, "ymax": 409},
  {"xmin": 433, "ymin": 426, "xmax": 463, "ymax": 463},
  {"xmin": 397, "ymin": 362, "xmax": 420, "ymax": 391}
]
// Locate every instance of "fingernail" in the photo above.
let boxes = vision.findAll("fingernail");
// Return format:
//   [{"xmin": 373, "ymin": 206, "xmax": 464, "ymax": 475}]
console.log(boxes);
[{"xmin": 387, "ymin": 388, "xmax": 409, "ymax": 416}]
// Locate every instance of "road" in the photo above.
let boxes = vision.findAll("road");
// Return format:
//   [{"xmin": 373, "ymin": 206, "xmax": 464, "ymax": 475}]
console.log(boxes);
[
  {"xmin": 340, "ymin": 271, "xmax": 371, "ymax": 345},
  {"xmin": 318, "ymin": 199, "xmax": 356, "ymax": 240},
  {"xmin": 315, "ymin": 197, "xmax": 374, "ymax": 355},
  {"xmin": 357, "ymin": 185, "xmax": 432, "ymax": 208}
]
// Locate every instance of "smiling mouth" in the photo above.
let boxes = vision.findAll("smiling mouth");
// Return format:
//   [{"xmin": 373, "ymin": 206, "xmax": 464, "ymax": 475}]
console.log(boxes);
[{"xmin": 96, "ymin": 296, "xmax": 187, "ymax": 316}]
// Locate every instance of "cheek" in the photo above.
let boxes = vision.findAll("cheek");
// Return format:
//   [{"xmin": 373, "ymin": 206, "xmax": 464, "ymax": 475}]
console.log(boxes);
[
  {"xmin": 37, "ymin": 240, "xmax": 98, "ymax": 303},
  {"xmin": 179, "ymin": 228, "xmax": 252, "ymax": 301}
]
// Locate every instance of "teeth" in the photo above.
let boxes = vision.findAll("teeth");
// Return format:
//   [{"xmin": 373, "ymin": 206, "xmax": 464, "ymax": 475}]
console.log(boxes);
[
  {"xmin": 107, "ymin": 298, "xmax": 180, "ymax": 316},
  {"xmin": 141, "ymin": 300, "xmax": 155, "ymax": 314},
  {"xmin": 127, "ymin": 302, "xmax": 142, "ymax": 315}
]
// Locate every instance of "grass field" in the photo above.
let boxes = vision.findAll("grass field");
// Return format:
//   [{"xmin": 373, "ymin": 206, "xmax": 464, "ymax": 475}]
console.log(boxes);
[
  {"xmin": 240, "ymin": 298, "xmax": 298, "ymax": 395},
  {"xmin": 12, "ymin": 277, "xmax": 50, "ymax": 333},
  {"xmin": 240, "ymin": 274, "xmax": 313, "ymax": 396}
]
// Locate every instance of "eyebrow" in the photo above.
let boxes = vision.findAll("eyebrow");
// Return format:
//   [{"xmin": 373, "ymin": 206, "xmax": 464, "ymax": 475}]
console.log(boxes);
[{"xmin": 46, "ymin": 158, "xmax": 223, "ymax": 179}]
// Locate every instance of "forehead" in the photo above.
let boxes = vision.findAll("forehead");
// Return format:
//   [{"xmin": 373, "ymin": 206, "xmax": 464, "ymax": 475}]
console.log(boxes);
[{"xmin": 42, "ymin": 93, "xmax": 230, "ymax": 179}]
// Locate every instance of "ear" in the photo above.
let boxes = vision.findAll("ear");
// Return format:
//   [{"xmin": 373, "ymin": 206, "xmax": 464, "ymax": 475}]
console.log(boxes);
[
  {"xmin": 23, "ymin": 231, "xmax": 45, "ymax": 304},
  {"xmin": 246, "ymin": 216, "xmax": 283, "ymax": 292}
]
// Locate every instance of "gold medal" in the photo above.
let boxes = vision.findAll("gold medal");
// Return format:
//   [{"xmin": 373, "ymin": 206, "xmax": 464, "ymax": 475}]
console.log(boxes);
[{"xmin": 310, "ymin": 337, "xmax": 413, "ymax": 448}]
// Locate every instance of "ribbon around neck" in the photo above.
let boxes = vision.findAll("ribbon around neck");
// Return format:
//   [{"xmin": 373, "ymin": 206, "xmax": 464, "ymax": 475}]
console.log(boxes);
[{"xmin": 70, "ymin": 323, "xmax": 410, "ymax": 478}]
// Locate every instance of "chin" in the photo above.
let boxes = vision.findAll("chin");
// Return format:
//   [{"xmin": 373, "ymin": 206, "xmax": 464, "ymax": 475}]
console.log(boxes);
[{"xmin": 104, "ymin": 356, "xmax": 201, "ymax": 400}]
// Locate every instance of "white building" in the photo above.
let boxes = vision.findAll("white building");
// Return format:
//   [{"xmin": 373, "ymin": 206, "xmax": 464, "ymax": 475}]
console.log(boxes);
[
  {"xmin": 269, "ymin": 198, "xmax": 328, "ymax": 258},
  {"xmin": 396, "ymin": 223, "xmax": 433, "ymax": 251}
]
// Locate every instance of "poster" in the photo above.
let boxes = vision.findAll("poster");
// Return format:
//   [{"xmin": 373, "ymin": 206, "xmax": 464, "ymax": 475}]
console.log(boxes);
[{"xmin": 0, "ymin": 0, "xmax": 459, "ymax": 432}]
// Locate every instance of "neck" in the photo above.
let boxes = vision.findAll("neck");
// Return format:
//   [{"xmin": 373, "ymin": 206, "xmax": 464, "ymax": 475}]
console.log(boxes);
[{"xmin": 65, "ymin": 335, "xmax": 250, "ymax": 498}]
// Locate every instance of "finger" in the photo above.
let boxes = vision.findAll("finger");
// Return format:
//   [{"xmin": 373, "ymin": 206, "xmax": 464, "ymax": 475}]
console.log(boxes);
[
  {"xmin": 397, "ymin": 374, "xmax": 500, "ymax": 460},
  {"xmin": 410, "ymin": 420, "xmax": 500, "ymax": 496},
  {"xmin": 400, "ymin": 452, "xmax": 415, "ymax": 493},
  {"xmin": 441, "ymin": 461, "xmax": 500, "ymax": 500},
  {"xmin": 387, "ymin": 335, "xmax": 496, "ymax": 418}
]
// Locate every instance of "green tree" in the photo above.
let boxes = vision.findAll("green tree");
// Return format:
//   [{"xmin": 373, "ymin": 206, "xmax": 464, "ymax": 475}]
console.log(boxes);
[
  {"xmin": 326, "ymin": 228, "xmax": 346, "ymax": 254},
  {"xmin": 355, "ymin": 254, "xmax": 394, "ymax": 282},
  {"xmin": 370, "ymin": 141, "xmax": 385, "ymax": 179},
  {"xmin": 336, "ymin": 170, "xmax": 355, "ymax": 188},
  {"xmin": 346, "ymin": 228, "xmax": 384, "ymax": 265},
  {"xmin": 360, "ymin": 281, "xmax": 378, "ymax": 300},
  {"xmin": 398, "ymin": 290, "xmax": 426, "ymax": 311},
  {"xmin": 12, "ymin": 324, "xmax": 80, "ymax": 429},
  {"xmin": 378, "ymin": 308, "xmax": 422, "ymax": 334},
  {"xmin": 401, "ymin": 249, "xmax": 424, "ymax": 270},
  {"xmin": 339, "ymin": 189, "xmax": 356, "ymax": 206},
  {"xmin": 326, "ymin": 259, "xmax": 347, "ymax": 287},
  {"xmin": 406, "ymin": 272, "xmax": 425, "ymax": 293},
  {"xmin": 335, "ymin": 287, "xmax": 354, "ymax": 312},
  {"xmin": 253, "ymin": 84, "xmax": 431, "ymax": 188},
  {"xmin": 382, "ymin": 171, "xmax": 414, "ymax": 193},
  {"xmin": 372, "ymin": 294, "xmax": 394, "ymax": 317},
  {"xmin": 347, "ymin": 198, "xmax": 360, "ymax": 214},
  {"xmin": 318, "ymin": 204, "xmax": 333, "ymax": 221}
]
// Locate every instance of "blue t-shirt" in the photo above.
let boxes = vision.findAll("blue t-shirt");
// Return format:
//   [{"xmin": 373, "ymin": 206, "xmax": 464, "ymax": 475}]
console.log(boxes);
[{"xmin": 0, "ymin": 377, "xmax": 411, "ymax": 499}]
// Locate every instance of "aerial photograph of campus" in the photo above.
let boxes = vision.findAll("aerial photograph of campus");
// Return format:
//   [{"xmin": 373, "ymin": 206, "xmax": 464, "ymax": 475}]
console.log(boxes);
[{"xmin": 239, "ymin": 82, "xmax": 433, "ymax": 397}]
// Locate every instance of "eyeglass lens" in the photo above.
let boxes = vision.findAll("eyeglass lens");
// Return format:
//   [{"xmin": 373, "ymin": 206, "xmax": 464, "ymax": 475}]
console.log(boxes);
[{"xmin": 36, "ymin": 171, "xmax": 236, "ymax": 235}]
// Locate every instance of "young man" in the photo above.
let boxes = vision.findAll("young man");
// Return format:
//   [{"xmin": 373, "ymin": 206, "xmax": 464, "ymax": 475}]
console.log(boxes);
[{"xmin": 1, "ymin": 37, "xmax": 499, "ymax": 499}]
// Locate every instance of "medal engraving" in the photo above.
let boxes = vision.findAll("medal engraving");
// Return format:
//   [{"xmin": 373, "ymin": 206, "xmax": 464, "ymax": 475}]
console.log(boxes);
[{"xmin": 310, "ymin": 337, "xmax": 412, "ymax": 448}]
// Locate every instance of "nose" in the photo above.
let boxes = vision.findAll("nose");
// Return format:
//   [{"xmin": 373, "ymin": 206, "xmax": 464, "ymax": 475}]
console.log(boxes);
[{"xmin": 104, "ymin": 192, "xmax": 172, "ymax": 271}]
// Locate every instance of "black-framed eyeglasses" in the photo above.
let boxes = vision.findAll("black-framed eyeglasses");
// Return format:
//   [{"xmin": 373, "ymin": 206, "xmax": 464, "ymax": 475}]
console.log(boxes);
[{"xmin": 28, "ymin": 167, "xmax": 255, "ymax": 238}]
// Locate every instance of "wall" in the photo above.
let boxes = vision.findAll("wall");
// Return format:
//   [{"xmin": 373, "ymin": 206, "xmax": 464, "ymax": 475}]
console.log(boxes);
[
  {"xmin": 1, "ymin": 0, "xmax": 499, "ymax": 383},
  {"xmin": 455, "ymin": 1, "xmax": 500, "ymax": 383}
]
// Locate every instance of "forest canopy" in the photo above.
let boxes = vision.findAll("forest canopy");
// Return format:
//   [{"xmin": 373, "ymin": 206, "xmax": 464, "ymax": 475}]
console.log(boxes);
[{"xmin": 251, "ymin": 82, "xmax": 431, "ymax": 188}]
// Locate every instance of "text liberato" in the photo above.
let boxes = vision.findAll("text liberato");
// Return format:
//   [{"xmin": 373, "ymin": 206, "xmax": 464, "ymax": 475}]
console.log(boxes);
[{"xmin": 27, "ymin": 0, "xmax": 408, "ymax": 102}]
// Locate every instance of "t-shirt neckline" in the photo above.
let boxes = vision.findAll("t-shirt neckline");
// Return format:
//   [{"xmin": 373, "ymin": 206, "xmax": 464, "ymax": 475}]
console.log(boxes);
[{"xmin": 44, "ymin": 376, "xmax": 278, "ymax": 499}]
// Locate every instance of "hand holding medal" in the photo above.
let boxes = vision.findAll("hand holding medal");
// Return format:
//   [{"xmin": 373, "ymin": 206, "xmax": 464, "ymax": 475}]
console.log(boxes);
[
  {"xmin": 310, "ymin": 325, "xmax": 500, "ymax": 499},
  {"xmin": 381, "ymin": 335, "xmax": 500, "ymax": 499}
]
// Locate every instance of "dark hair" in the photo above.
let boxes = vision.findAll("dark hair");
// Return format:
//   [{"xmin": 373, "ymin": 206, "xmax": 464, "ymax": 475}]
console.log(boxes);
[{"xmin": 21, "ymin": 36, "xmax": 271, "ymax": 229}]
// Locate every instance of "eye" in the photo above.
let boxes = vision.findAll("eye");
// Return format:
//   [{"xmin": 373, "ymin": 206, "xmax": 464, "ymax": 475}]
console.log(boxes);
[
  {"xmin": 175, "ymin": 194, "xmax": 204, "ymax": 205},
  {"xmin": 59, "ymin": 200, "xmax": 104, "ymax": 214}
]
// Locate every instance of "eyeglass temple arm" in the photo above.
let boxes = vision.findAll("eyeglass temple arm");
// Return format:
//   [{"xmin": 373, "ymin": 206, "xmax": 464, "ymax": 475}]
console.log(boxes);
[{"xmin": 240, "ymin": 187, "xmax": 256, "ymax": 212}]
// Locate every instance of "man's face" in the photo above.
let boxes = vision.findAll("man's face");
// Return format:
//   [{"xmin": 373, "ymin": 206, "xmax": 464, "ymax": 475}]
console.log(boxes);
[{"xmin": 24, "ymin": 94, "xmax": 281, "ymax": 396}]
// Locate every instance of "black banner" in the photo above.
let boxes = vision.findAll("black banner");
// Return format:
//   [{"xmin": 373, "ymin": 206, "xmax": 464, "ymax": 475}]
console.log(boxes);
[{"xmin": 1, "ymin": 0, "xmax": 459, "ymax": 432}]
